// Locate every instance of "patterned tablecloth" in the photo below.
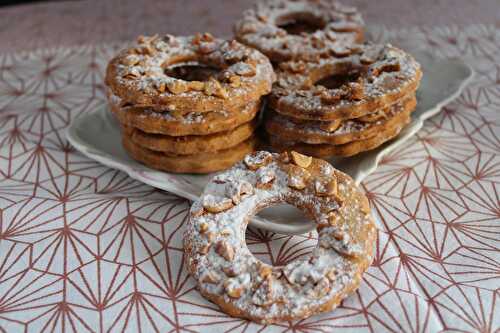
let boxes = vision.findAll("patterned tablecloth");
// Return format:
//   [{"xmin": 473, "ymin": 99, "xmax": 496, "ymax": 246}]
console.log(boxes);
[{"xmin": 0, "ymin": 8, "xmax": 499, "ymax": 333}]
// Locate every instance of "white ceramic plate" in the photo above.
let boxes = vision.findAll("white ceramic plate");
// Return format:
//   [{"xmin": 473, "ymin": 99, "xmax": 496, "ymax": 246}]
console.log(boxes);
[{"xmin": 67, "ymin": 51, "xmax": 473, "ymax": 234}]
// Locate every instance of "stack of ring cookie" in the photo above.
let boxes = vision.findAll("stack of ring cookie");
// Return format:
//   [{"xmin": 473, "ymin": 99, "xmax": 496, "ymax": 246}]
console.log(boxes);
[
  {"xmin": 234, "ymin": 0, "xmax": 364, "ymax": 63},
  {"xmin": 264, "ymin": 44, "xmax": 423, "ymax": 158},
  {"xmin": 105, "ymin": 33, "xmax": 275, "ymax": 173},
  {"xmin": 184, "ymin": 151, "xmax": 377, "ymax": 323}
]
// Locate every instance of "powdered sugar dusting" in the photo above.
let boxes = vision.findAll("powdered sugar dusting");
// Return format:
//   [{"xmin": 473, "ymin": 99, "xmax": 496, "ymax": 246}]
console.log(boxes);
[
  {"xmin": 184, "ymin": 152, "xmax": 377, "ymax": 323},
  {"xmin": 271, "ymin": 44, "xmax": 422, "ymax": 119},
  {"xmin": 106, "ymin": 34, "xmax": 275, "ymax": 108},
  {"xmin": 234, "ymin": 0, "xmax": 364, "ymax": 61}
]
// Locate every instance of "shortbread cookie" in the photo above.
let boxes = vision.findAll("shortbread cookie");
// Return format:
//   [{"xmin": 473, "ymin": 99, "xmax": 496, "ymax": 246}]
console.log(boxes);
[
  {"xmin": 265, "ymin": 94, "xmax": 416, "ymax": 145},
  {"xmin": 106, "ymin": 33, "xmax": 275, "ymax": 113},
  {"xmin": 184, "ymin": 151, "xmax": 376, "ymax": 323},
  {"xmin": 268, "ymin": 116, "xmax": 411, "ymax": 157},
  {"xmin": 269, "ymin": 44, "xmax": 422, "ymax": 121},
  {"xmin": 234, "ymin": 0, "xmax": 364, "ymax": 62},
  {"xmin": 109, "ymin": 92, "xmax": 261, "ymax": 136},
  {"xmin": 122, "ymin": 135, "xmax": 258, "ymax": 174},
  {"xmin": 123, "ymin": 119, "xmax": 257, "ymax": 155}
]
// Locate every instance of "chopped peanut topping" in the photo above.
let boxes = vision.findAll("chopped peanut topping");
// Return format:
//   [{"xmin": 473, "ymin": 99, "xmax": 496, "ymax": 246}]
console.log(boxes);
[
  {"xmin": 202, "ymin": 195, "xmax": 234, "ymax": 213},
  {"xmin": 215, "ymin": 240, "xmax": 235, "ymax": 261},
  {"xmin": 290, "ymin": 151, "xmax": 312, "ymax": 168}
]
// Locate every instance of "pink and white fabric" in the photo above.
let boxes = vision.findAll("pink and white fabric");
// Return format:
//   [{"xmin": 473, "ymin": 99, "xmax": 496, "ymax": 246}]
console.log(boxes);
[{"xmin": 0, "ymin": 24, "xmax": 499, "ymax": 332}]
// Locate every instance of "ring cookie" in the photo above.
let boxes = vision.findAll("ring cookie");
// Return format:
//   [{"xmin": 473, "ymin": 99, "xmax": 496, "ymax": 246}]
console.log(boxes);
[
  {"xmin": 122, "ymin": 135, "xmax": 258, "ymax": 174},
  {"xmin": 184, "ymin": 151, "xmax": 377, "ymax": 323},
  {"xmin": 269, "ymin": 44, "xmax": 422, "ymax": 121},
  {"xmin": 268, "ymin": 117, "xmax": 411, "ymax": 158},
  {"xmin": 265, "ymin": 94, "xmax": 416, "ymax": 145},
  {"xmin": 109, "ymin": 91, "xmax": 261, "ymax": 136},
  {"xmin": 123, "ymin": 119, "xmax": 257, "ymax": 155},
  {"xmin": 234, "ymin": 0, "xmax": 364, "ymax": 62},
  {"xmin": 106, "ymin": 33, "xmax": 275, "ymax": 113}
]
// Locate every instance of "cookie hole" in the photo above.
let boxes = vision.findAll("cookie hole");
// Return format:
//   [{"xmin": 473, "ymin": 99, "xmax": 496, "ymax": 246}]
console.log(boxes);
[
  {"xmin": 247, "ymin": 204, "xmax": 317, "ymax": 266},
  {"xmin": 164, "ymin": 63, "xmax": 220, "ymax": 82},
  {"xmin": 277, "ymin": 13, "xmax": 326, "ymax": 35},
  {"xmin": 315, "ymin": 71, "xmax": 361, "ymax": 89}
]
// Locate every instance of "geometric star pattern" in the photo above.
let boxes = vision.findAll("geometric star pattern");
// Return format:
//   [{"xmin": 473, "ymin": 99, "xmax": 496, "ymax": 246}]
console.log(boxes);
[{"xmin": 0, "ymin": 25, "xmax": 499, "ymax": 332}]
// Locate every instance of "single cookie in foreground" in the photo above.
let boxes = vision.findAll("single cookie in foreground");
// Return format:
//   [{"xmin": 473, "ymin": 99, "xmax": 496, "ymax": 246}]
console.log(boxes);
[{"xmin": 184, "ymin": 151, "xmax": 377, "ymax": 323}]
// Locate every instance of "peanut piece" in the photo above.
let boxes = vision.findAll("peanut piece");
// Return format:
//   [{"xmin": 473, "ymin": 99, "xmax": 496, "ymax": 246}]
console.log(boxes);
[
  {"xmin": 360, "ymin": 45, "xmax": 384, "ymax": 65},
  {"xmin": 191, "ymin": 204, "xmax": 204, "ymax": 217},
  {"xmin": 229, "ymin": 75, "xmax": 241, "ymax": 88},
  {"xmin": 198, "ymin": 42, "xmax": 218, "ymax": 54},
  {"xmin": 215, "ymin": 240, "xmax": 235, "ymax": 261},
  {"xmin": 314, "ymin": 178, "xmax": 338, "ymax": 197},
  {"xmin": 256, "ymin": 168, "xmax": 275, "ymax": 189},
  {"xmin": 225, "ymin": 181, "xmax": 253, "ymax": 204},
  {"xmin": 198, "ymin": 243, "xmax": 210, "ymax": 255},
  {"xmin": 244, "ymin": 151, "xmax": 273, "ymax": 171},
  {"xmin": 328, "ymin": 213, "xmax": 340, "ymax": 226},
  {"xmin": 319, "ymin": 120, "xmax": 342, "ymax": 132},
  {"xmin": 279, "ymin": 151, "xmax": 290, "ymax": 163},
  {"xmin": 234, "ymin": 63, "xmax": 256, "ymax": 77},
  {"xmin": 311, "ymin": 277, "xmax": 330, "ymax": 298},
  {"xmin": 332, "ymin": 229, "xmax": 345, "ymax": 241},
  {"xmin": 123, "ymin": 72, "xmax": 140, "ymax": 80},
  {"xmin": 259, "ymin": 265, "xmax": 273, "ymax": 279},
  {"xmin": 224, "ymin": 279, "xmax": 244, "ymax": 298},
  {"xmin": 348, "ymin": 81, "xmax": 365, "ymax": 100},
  {"xmin": 198, "ymin": 222, "xmax": 209, "ymax": 234},
  {"xmin": 211, "ymin": 79, "xmax": 228, "ymax": 99},
  {"xmin": 327, "ymin": 268, "xmax": 337, "ymax": 281},
  {"xmin": 287, "ymin": 164, "xmax": 310, "ymax": 190},
  {"xmin": 167, "ymin": 81, "xmax": 188, "ymax": 94},
  {"xmin": 189, "ymin": 81, "xmax": 205, "ymax": 91},
  {"xmin": 201, "ymin": 271, "xmax": 220, "ymax": 284},
  {"xmin": 223, "ymin": 266, "xmax": 240, "ymax": 277},
  {"xmin": 203, "ymin": 80, "xmax": 216, "ymax": 96},
  {"xmin": 202, "ymin": 195, "xmax": 234, "ymax": 213},
  {"xmin": 205, "ymin": 231, "xmax": 216, "ymax": 243},
  {"xmin": 156, "ymin": 82, "xmax": 166, "ymax": 93},
  {"xmin": 290, "ymin": 151, "xmax": 312, "ymax": 168},
  {"xmin": 122, "ymin": 55, "xmax": 140, "ymax": 66},
  {"xmin": 220, "ymin": 229, "xmax": 232, "ymax": 237}
]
